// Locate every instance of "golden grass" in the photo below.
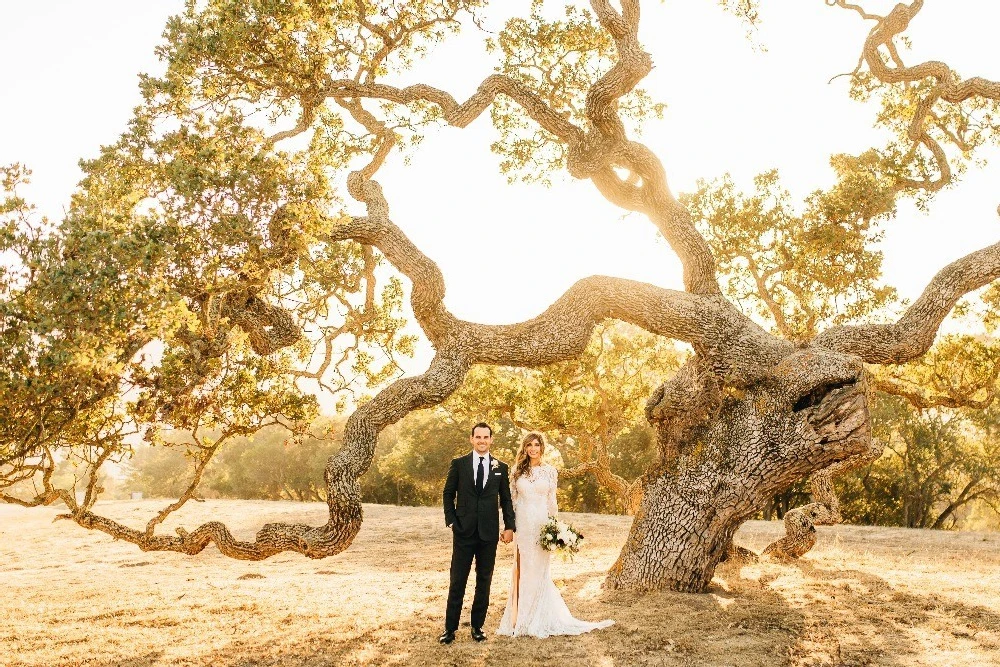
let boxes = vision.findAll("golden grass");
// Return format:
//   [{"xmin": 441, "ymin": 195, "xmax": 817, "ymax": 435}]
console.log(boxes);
[{"xmin": 2, "ymin": 500, "xmax": 999, "ymax": 666}]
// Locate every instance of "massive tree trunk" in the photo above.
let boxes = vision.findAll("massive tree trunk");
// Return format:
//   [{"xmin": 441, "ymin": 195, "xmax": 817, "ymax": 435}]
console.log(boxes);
[{"xmin": 605, "ymin": 353, "xmax": 871, "ymax": 591}]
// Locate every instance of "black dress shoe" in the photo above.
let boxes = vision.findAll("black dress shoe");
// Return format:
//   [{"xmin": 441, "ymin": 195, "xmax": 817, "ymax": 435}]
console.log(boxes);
[
  {"xmin": 438, "ymin": 630, "xmax": 455, "ymax": 644},
  {"xmin": 471, "ymin": 627, "xmax": 487, "ymax": 642}
]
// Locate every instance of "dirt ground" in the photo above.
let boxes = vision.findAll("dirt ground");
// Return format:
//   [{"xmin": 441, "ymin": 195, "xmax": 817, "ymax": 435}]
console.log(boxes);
[{"xmin": 2, "ymin": 500, "xmax": 999, "ymax": 666}]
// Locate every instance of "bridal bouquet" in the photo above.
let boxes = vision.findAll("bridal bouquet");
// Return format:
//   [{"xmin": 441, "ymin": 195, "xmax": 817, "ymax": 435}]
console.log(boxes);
[{"xmin": 539, "ymin": 516, "xmax": 584, "ymax": 559}]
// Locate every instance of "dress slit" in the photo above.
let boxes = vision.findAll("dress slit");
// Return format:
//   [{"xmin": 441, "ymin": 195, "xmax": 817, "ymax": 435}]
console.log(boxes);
[{"xmin": 511, "ymin": 544, "xmax": 520, "ymax": 627}]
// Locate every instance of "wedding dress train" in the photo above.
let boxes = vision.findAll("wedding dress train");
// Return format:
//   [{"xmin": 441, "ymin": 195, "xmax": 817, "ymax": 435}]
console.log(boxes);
[{"xmin": 496, "ymin": 464, "xmax": 614, "ymax": 638}]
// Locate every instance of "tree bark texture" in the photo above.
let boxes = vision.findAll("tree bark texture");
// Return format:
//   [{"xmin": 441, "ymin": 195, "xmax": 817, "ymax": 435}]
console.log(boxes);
[{"xmin": 605, "ymin": 351, "xmax": 871, "ymax": 591}]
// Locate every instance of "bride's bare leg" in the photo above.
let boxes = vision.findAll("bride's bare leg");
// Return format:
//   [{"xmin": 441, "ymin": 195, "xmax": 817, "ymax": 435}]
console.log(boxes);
[{"xmin": 512, "ymin": 544, "xmax": 520, "ymax": 627}]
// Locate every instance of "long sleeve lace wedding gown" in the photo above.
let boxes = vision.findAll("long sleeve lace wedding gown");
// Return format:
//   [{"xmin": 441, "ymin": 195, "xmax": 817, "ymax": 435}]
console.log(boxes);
[{"xmin": 496, "ymin": 464, "xmax": 614, "ymax": 638}]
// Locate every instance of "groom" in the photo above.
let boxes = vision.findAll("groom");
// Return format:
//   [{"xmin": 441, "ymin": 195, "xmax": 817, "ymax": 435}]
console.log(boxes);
[{"xmin": 439, "ymin": 422, "xmax": 516, "ymax": 644}]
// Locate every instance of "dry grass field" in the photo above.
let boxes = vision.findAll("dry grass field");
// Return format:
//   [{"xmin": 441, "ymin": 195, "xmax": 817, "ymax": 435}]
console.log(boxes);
[{"xmin": 2, "ymin": 500, "xmax": 1000, "ymax": 667}]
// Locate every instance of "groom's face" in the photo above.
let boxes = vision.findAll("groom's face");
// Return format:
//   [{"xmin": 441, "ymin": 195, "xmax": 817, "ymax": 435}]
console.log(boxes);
[{"xmin": 470, "ymin": 427, "xmax": 492, "ymax": 455}]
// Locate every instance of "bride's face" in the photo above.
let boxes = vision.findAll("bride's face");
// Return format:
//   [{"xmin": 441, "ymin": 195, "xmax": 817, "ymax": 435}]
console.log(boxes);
[{"xmin": 526, "ymin": 440, "xmax": 542, "ymax": 462}]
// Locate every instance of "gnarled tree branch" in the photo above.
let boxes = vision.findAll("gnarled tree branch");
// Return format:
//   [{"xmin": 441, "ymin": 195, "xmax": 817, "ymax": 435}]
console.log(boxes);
[
  {"xmin": 815, "ymin": 241, "xmax": 1000, "ymax": 363},
  {"xmin": 833, "ymin": 0, "xmax": 1000, "ymax": 194}
]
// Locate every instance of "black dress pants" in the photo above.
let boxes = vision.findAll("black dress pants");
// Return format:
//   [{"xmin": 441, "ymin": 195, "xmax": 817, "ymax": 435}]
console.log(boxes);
[{"xmin": 445, "ymin": 528, "xmax": 498, "ymax": 631}]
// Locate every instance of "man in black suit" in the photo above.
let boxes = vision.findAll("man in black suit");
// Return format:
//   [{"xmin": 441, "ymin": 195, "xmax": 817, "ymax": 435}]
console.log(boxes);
[{"xmin": 439, "ymin": 422, "xmax": 516, "ymax": 644}]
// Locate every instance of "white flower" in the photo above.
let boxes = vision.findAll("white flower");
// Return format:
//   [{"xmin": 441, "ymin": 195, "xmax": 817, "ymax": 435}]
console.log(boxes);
[
  {"xmin": 557, "ymin": 530, "xmax": 571, "ymax": 544},
  {"xmin": 490, "ymin": 459, "xmax": 500, "ymax": 470}
]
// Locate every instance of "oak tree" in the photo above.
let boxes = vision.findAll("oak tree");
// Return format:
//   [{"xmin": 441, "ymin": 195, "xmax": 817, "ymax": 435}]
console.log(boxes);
[{"xmin": 3, "ymin": 0, "xmax": 999, "ymax": 593}]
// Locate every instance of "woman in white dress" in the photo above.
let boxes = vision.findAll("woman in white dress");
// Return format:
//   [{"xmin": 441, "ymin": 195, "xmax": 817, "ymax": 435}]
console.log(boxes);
[{"xmin": 496, "ymin": 432, "xmax": 614, "ymax": 638}]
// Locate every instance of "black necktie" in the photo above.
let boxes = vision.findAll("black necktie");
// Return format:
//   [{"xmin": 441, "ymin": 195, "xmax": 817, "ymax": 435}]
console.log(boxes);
[{"xmin": 476, "ymin": 456, "xmax": 484, "ymax": 491}]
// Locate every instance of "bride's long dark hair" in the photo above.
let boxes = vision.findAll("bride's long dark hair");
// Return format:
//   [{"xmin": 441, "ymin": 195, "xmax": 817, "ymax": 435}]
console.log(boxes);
[{"xmin": 512, "ymin": 431, "xmax": 546, "ymax": 482}]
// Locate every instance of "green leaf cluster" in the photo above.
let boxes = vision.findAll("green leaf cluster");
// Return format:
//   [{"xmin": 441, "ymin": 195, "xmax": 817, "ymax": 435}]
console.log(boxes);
[
  {"xmin": 837, "ymin": 393, "xmax": 1000, "ymax": 530},
  {"xmin": 686, "ymin": 166, "xmax": 897, "ymax": 340},
  {"xmin": 488, "ymin": 1, "xmax": 664, "ymax": 183}
]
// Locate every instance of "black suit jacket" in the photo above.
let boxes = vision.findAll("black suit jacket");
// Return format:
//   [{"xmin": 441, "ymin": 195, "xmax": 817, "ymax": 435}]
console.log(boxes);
[{"xmin": 443, "ymin": 452, "xmax": 516, "ymax": 541}]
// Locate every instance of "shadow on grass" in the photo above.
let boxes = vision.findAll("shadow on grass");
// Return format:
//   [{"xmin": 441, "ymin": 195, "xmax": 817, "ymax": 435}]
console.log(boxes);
[
  {"xmin": 53, "ymin": 563, "xmax": 976, "ymax": 667},
  {"xmin": 783, "ymin": 559, "xmax": 1000, "ymax": 666},
  {"xmin": 91, "ymin": 568, "xmax": 814, "ymax": 667},
  {"xmin": 80, "ymin": 560, "xmax": 991, "ymax": 667},
  {"xmin": 74, "ymin": 651, "xmax": 166, "ymax": 667}
]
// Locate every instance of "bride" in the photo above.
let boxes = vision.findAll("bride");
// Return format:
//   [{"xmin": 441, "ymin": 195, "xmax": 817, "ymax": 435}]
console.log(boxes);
[{"xmin": 496, "ymin": 432, "xmax": 614, "ymax": 638}]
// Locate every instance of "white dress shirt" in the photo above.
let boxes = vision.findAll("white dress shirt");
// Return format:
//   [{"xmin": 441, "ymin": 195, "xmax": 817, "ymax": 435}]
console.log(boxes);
[{"xmin": 472, "ymin": 451, "xmax": 491, "ymax": 484}]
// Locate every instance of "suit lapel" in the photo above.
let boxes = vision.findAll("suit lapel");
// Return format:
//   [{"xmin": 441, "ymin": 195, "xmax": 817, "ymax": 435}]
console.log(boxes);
[{"xmin": 481, "ymin": 457, "xmax": 498, "ymax": 494}]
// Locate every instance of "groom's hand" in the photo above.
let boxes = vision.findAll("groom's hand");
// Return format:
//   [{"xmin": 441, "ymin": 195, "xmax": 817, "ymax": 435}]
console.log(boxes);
[{"xmin": 501, "ymin": 529, "xmax": 513, "ymax": 544}]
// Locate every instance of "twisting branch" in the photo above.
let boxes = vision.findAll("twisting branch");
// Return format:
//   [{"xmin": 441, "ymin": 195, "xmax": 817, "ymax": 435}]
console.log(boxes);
[
  {"xmin": 298, "ymin": 9, "xmax": 721, "ymax": 295},
  {"xmin": 223, "ymin": 293, "xmax": 302, "ymax": 356},
  {"xmin": 586, "ymin": 0, "xmax": 647, "ymax": 142},
  {"xmin": 587, "ymin": 150, "xmax": 721, "ymax": 297},
  {"xmin": 320, "ymin": 76, "xmax": 585, "ymax": 143},
  {"xmin": 325, "ymin": 217, "xmax": 742, "ymax": 360},
  {"xmin": 561, "ymin": 459, "xmax": 644, "ymax": 514},
  {"xmin": 870, "ymin": 373, "xmax": 1000, "ymax": 410},
  {"xmin": 745, "ymin": 256, "xmax": 796, "ymax": 340},
  {"xmin": 815, "ymin": 241, "xmax": 1000, "ymax": 363},
  {"xmin": 143, "ymin": 437, "xmax": 223, "ymax": 537},
  {"xmin": 263, "ymin": 100, "xmax": 319, "ymax": 149},
  {"xmin": 826, "ymin": 0, "xmax": 881, "ymax": 23},
  {"xmin": 573, "ymin": 0, "xmax": 720, "ymax": 295},
  {"xmin": 856, "ymin": 1, "xmax": 1000, "ymax": 102},
  {"xmin": 335, "ymin": 96, "xmax": 398, "ymax": 179},
  {"xmin": 832, "ymin": 0, "xmax": 1000, "ymax": 194},
  {"xmin": 0, "ymin": 448, "xmax": 69, "ymax": 508}
]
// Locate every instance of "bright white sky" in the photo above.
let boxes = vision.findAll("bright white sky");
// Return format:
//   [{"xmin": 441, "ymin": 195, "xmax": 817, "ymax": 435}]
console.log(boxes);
[{"xmin": 2, "ymin": 0, "xmax": 998, "ymax": 331}]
